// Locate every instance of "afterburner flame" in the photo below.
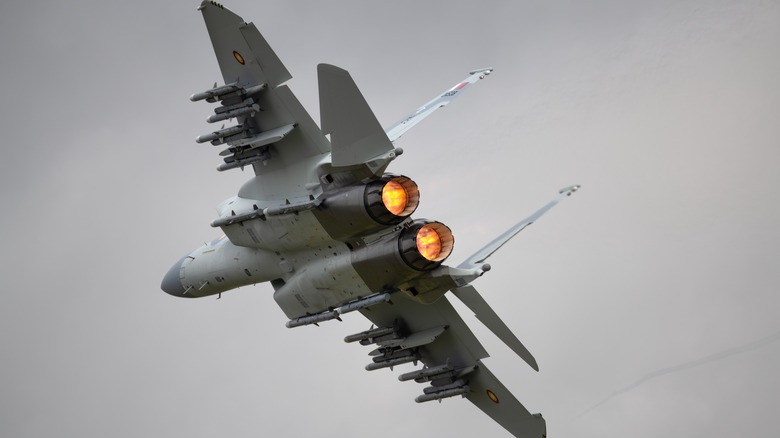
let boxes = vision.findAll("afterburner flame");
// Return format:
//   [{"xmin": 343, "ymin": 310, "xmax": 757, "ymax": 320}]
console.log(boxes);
[
  {"xmin": 382, "ymin": 180, "xmax": 408, "ymax": 216},
  {"xmin": 416, "ymin": 225, "xmax": 442, "ymax": 261}
]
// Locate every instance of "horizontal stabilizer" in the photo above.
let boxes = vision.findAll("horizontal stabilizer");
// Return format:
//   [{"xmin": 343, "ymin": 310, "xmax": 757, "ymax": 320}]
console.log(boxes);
[
  {"xmin": 318, "ymin": 64, "xmax": 395, "ymax": 167},
  {"xmin": 459, "ymin": 185, "xmax": 580, "ymax": 269},
  {"xmin": 385, "ymin": 68, "xmax": 493, "ymax": 142},
  {"xmin": 451, "ymin": 285, "xmax": 539, "ymax": 371}
]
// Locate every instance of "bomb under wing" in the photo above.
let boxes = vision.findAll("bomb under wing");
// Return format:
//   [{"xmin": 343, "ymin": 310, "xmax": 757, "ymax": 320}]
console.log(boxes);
[{"xmin": 161, "ymin": 2, "xmax": 580, "ymax": 437}]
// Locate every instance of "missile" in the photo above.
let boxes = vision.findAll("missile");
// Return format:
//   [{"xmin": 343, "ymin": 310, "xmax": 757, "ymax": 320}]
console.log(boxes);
[
  {"xmin": 337, "ymin": 293, "xmax": 391, "ymax": 314},
  {"xmin": 190, "ymin": 82, "xmax": 240, "ymax": 102},
  {"xmin": 371, "ymin": 348, "xmax": 417, "ymax": 363},
  {"xmin": 287, "ymin": 294, "xmax": 395, "ymax": 329},
  {"xmin": 344, "ymin": 326, "xmax": 396, "ymax": 343},
  {"xmin": 263, "ymin": 199, "xmax": 318, "ymax": 216},
  {"xmin": 360, "ymin": 332, "xmax": 401, "ymax": 346},
  {"xmin": 365, "ymin": 354, "xmax": 418, "ymax": 371},
  {"xmin": 196, "ymin": 125, "xmax": 246, "ymax": 143},
  {"xmin": 423, "ymin": 380, "xmax": 467, "ymax": 395},
  {"xmin": 206, "ymin": 104, "xmax": 259, "ymax": 123},
  {"xmin": 398, "ymin": 363, "xmax": 453, "ymax": 382},
  {"xmin": 415, "ymin": 385, "xmax": 469, "ymax": 403},
  {"xmin": 368, "ymin": 345, "xmax": 400, "ymax": 357},
  {"xmin": 215, "ymin": 98, "xmax": 256, "ymax": 114},
  {"xmin": 285, "ymin": 310, "xmax": 339, "ymax": 328},
  {"xmin": 203, "ymin": 83, "xmax": 267, "ymax": 103},
  {"xmin": 216, "ymin": 153, "xmax": 268, "ymax": 172},
  {"xmin": 210, "ymin": 206, "xmax": 265, "ymax": 228},
  {"xmin": 190, "ymin": 82, "xmax": 267, "ymax": 102}
]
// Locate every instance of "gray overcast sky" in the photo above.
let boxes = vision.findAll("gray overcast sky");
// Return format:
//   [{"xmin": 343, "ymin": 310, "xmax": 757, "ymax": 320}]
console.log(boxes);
[{"xmin": 1, "ymin": 0, "xmax": 779, "ymax": 437}]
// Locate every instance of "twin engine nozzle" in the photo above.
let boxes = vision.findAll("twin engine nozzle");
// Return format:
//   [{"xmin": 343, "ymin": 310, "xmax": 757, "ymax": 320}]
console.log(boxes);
[
  {"xmin": 370, "ymin": 175, "xmax": 455, "ymax": 271},
  {"xmin": 315, "ymin": 174, "xmax": 455, "ymax": 272}
]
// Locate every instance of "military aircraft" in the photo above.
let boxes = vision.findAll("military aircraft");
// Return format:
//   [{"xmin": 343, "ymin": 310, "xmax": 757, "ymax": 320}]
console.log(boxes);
[{"xmin": 162, "ymin": 2, "xmax": 579, "ymax": 436}]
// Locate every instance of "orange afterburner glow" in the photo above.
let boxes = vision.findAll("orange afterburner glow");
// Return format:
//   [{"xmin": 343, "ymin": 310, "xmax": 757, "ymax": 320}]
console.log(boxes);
[
  {"xmin": 382, "ymin": 180, "xmax": 408, "ymax": 215},
  {"xmin": 399, "ymin": 221, "xmax": 453, "ymax": 270},
  {"xmin": 416, "ymin": 225, "xmax": 442, "ymax": 261}
]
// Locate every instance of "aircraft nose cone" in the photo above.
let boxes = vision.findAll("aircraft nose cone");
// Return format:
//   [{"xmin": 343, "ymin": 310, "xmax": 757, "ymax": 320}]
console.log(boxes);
[{"xmin": 161, "ymin": 257, "xmax": 187, "ymax": 297}]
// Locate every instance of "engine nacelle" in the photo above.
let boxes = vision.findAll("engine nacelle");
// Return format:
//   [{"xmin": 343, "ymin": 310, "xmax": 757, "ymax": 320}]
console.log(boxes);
[
  {"xmin": 350, "ymin": 220, "xmax": 455, "ymax": 292},
  {"xmin": 313, "ymin": 175, "xmax": 420, "ymax": 240}
]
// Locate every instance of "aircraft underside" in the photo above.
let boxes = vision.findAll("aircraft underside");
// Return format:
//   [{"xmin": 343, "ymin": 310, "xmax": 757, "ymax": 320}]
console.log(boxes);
[{"xmin": 161, "ymin": 2, "xmax": 580, "ymax": 436}]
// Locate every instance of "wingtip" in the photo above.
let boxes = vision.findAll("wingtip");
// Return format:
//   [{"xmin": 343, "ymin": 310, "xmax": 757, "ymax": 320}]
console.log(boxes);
[
  {"xmin": 469, "ymin": 67, "xmax": 494, "ymax": 76},
  {"xmin": 559, "ymin": 184, "xmax": 581, "ymax": 195}
]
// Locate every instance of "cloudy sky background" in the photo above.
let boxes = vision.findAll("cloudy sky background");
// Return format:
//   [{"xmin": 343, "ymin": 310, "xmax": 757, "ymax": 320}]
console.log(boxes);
[{"xmin": 1, "ymin": 0, "xmax": 779, "ymax": 436}]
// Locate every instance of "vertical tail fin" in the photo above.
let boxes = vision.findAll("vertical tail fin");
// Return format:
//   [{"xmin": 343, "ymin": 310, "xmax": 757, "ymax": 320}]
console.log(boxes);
[{"xmin": 318, "ymin": 64, "xmax": 395, "ymax": 167}]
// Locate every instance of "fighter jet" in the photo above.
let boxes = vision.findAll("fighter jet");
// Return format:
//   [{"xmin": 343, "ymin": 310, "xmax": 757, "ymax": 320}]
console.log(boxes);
[{"xmin": 162, "ymin": 2, "xmax": 578, "ymax": 436}]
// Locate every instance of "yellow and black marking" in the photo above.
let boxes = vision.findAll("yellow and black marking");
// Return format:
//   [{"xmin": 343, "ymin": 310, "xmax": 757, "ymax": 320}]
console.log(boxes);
[
  {"xmin": 233, "ymin": 50, "xmax": 245, "ymax": 65},
  {"xmin": 486, "ymin": 389, "xmax": 500, "ymax": 404}
]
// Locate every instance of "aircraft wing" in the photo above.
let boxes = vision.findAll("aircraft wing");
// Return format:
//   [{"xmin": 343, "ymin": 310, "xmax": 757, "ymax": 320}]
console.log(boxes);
[
  {"xmin": 195, "ymin": 2, "xmax": 330, "ymax": 175},
  {"xmin": 384, "ymin": 68, "xmax": 493, "ymax": 142},
  {"xmin": 355, "ymin": 294, "xmax": 546, "ymax": 437},
  {"xmin": 196, "ymin": 2, "xmax": 495, "ymax": 182}
]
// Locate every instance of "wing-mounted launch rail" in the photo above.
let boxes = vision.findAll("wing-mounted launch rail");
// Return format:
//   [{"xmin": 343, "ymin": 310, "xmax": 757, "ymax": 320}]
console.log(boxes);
[
  {"xmin": 345, "ymin": 321, "xmax": 427, "ymax": 371},
  {"xmin": 416, "ymin": 380, "xmax": 470, "ymax": 403},
  {"xmin": 400, "ymin": 361, "xmax": 477, "ymax": 403},
  {"xmin": 345, "ymin": 321, "xmax": 473, "ymax": 402},
  {"xmin": 210, "ymin": 197, "xmax": 320, "ymax": 228},
  {"xmin": 285, "ymin": 293, "xmax": 392, "ymax": 328},
  {"xmin": 191, "ymin": 81, "xmax": 297, "ymax": 171}
]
